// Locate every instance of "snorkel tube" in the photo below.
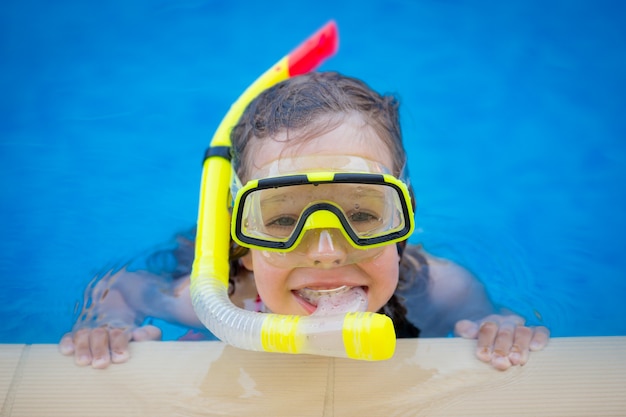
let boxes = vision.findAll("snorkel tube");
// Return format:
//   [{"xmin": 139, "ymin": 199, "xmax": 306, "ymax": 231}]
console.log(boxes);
[{"xmin": 190, "ymin": 21, "xmax": 396, "ymax": 361}]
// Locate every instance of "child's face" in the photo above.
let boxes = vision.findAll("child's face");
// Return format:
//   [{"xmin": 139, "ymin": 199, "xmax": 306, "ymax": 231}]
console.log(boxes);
[{"xmin": 240, "ymin": 114, "xmax": 401, "ymax": 316}]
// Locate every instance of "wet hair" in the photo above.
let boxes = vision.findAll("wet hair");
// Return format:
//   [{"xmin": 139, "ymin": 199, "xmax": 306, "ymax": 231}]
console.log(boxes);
[
  {"xmin": 231, "ymin": 71, "xmax": 407, "ymax": 179},
  {"xmin": 228, "ymin": 71, "xmax": 420, "ymax": 336}
]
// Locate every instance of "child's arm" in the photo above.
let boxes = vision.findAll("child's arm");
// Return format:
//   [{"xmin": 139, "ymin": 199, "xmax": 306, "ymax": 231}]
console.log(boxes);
[
  {"xmin": 409, "ymin": 249, "xmax": 549, "ymax": 370},
  {"xmin": 59, "ymin": 268, "xmax": 201, "ymax": 368}
]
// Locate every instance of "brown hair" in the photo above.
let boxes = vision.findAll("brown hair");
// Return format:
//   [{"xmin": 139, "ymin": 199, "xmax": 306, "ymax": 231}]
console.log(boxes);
[
  {"xmin": 231, "ymin": 71, "xmax": 407, "ymax": 179},
  {"xmin": 228, "ymin": 71, "xmax": 420, "ymax": 336}
]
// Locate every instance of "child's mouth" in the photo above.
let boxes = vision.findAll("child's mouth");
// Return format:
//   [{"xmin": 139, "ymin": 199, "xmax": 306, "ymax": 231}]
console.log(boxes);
[
  {"xmin": 296, "ymin": 286, "xmax": 352, "ymax": 306},
  {"xmin": 295, "ymin": 286, "xmax": 368, "ymax": 314}
]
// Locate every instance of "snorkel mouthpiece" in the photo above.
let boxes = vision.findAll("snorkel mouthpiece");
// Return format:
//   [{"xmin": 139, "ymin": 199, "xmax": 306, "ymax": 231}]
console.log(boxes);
[{"xmin": 190, "ymin": 21, "xmax": 397, "ymax": 361}]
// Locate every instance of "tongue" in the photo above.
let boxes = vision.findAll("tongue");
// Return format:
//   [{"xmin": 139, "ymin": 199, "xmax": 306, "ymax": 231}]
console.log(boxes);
[{"xmin": 311, "ymin": 286, "xmax": 368, "ymax": 316}]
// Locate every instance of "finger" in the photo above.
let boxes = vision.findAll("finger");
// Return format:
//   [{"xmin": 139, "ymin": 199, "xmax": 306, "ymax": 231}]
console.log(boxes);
[
  {"xmin": 109, "ymin": 328, "xmax": 132, "ymax": 364},
  {"xmin": 59, "ymin": 333, "xmax": 75, "ymax": 356},
  {"xmin": 132, "ymin": 324, "xmax": 162, "ymax": 342},
  {"xmin": 529, "ymin": 326, "xmax": 550, "ymax": 351},
  {"xmin": 454, "ymin": 320, "xmax": 480, "ymax": 339},
  {"xmin": 491, "ymin": 322, "xmax": 516, "ymax": 370},
  {"xmin": 89, "ymin": 327, "xmax": 112, "ymax": 369},
  {"xmin": 503, "ymin": 314, "xmax": 526, "ymax": 327},
  {"xmin": 475, "ymin": 321, "xmax": 498, "ymax": 363},
  {"xmin": 73, "ymin": 329, "xmax": 93, "ymax": 366},
  {"xmin": 480, "ymin": 314, "xmax": 502, "ymax": 324},
  {"xmin": 508, "ymin": 326, "xmax": 532, "ymax": 366}
]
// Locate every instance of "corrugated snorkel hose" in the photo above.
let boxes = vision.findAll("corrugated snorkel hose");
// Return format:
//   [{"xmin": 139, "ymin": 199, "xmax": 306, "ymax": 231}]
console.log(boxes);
[{"xmin": 190, "ymin": 21, "xmax": 396, "ymax": 360}]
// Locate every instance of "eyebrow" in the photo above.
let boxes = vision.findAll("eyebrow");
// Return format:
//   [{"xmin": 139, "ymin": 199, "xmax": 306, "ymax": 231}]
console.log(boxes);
[
  {"xmin": 259, "ymin": 184, "xmax": 387, "ymax": 207},
  {"xmin": 259, "ymin": 191, "xmax": 296, "ymax": 207},
  {"xmin": 343, "ymin": 185, "xmax": 387, "ymax": 198}
]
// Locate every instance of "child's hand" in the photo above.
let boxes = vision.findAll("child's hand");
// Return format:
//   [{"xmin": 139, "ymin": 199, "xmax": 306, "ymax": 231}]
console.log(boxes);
[
  {"xmin": 59, "ymin": 324, "xmax": 162, "ymax": 369},
  {"xmin": 454, "ymin": 314, "xmax": 549, "ymax": 370}
]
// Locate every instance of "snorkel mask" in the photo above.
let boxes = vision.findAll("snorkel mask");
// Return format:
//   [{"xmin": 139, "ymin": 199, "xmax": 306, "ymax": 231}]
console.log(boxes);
[
  {"xmin": 231, "ymin": 156, "xmax": 414, "ymax": 268},
  {"xmin": 191, "ymin": 21, "xmax": 406, "ymax": 360}
]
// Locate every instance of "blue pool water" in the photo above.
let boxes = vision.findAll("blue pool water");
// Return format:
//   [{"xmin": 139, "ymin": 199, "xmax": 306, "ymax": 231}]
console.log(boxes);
[{"xmin": 1, "ymin": 0, "xmax": 625, "ymax": 343}]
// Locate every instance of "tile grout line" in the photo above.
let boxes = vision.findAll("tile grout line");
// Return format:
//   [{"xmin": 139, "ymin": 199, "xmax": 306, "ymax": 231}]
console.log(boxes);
[
  {"xmin": 322, "ymin": 358, "xmax": 335, "ymax": 417},
  {"xmin": 0, "ymin": 345, "xmax": 30, "ymax": 417}
]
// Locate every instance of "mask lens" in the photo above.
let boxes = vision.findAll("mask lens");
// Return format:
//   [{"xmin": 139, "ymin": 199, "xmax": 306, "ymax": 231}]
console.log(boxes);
[
  {"xmin": 257, "ymin": 228, "xmax": 387, "ymax": 268},
  {"xmin": 233, "ymin": 174, "xmax": 410, "ymax": 250}
]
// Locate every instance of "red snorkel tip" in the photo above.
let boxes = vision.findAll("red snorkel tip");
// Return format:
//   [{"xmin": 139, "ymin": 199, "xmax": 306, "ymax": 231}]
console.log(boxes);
[{"xmin": 287, "ymin": 20, "xmax": 339, "ymax": 76}]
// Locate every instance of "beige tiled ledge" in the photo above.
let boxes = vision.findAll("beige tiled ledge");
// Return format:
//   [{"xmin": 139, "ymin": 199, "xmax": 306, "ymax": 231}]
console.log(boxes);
[{"xmin": 1, "ymin": 336, "xmax": 624, "ymax": 417}]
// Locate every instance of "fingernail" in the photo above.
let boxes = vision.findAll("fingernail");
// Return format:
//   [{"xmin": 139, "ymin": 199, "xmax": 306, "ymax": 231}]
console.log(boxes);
[
  {"xmin": 77, "ymin": 355, "xmax": 90, "ymax": 366},
  {"xmin": 492, "ymin": 354, "xmax": 512, "ymax": 370},
  {"xmin": 112, "ymin": 351, "xmax": 129, "ymax": 363},
  {"xmin": 91, "ymin": 356, "xmax": 108, "ymax": 369},
  {"xmin": 476, "ymin": 346, "xmax": 492, "ymax": 361},
  {"xmin": 59, "ymin": 345, "xmax": 73, "ymax": 355},
  {"xmin": 530, "ymin": 341, "xmax": 542, "ymax": 351},
  {"xmin": 509, "ymin": 352, "xmax": 521, "ymax": 364}
]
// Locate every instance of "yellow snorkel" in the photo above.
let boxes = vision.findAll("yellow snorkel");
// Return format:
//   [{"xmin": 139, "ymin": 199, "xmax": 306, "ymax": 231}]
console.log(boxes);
[{"xmin": 190, "ymin": 21, "xmax": 396, "ymax": 361}]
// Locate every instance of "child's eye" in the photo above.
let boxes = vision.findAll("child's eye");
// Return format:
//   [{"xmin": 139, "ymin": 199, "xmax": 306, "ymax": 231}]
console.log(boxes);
[
  {"xmin": 266, "ymin": 215, "xmax": 298, "ymax": 229},
  {"xmin": 348, "ymin": 211, "xmax": 379, "ymax": 223}
]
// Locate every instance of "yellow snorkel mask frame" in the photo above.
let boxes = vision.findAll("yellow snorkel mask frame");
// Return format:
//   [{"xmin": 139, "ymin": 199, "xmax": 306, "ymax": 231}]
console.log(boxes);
[
  {"xmin": 190, "ymin": 21, "xmax": 397, "ymax": 361},
  {"xmin": 232, "ymin": 171, "xmax": 415, "ymax": 251}
]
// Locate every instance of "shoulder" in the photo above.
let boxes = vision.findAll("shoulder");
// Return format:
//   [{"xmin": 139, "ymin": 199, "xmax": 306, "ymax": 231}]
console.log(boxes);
[
  {"xmin": 401, "ymin": 244, "xmax": 475, "ymax": 290},
  {"xmin": 423, "ymin": 251, "xmax": 482, "ymax": 305},
  {"xmin": 400, "ymin": 244, "xmax": 493, "ymax": 335},
  {"xmin": 420, "ymin": 247, "xmax": 475, "ymax": 281},
  {"xmin": 403, "ymin": 244, "xmax": 480, "ymax": 300}
]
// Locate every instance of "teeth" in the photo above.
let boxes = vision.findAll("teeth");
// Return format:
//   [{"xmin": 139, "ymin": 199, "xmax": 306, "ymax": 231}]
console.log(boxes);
[{"xmin": 297, "ymin": 286, "xmax": 351, "ymax": 306}]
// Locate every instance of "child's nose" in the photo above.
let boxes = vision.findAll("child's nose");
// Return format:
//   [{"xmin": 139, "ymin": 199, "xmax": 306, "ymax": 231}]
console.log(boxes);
[{"xmin": 304, "ymin": 229, "xmax": 348, "ymax": 266}]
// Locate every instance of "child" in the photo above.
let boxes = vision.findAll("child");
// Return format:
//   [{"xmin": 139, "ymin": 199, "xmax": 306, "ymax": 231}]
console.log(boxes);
[{"xmin": 60, "ymin": 72, "xmax": 549, "ymax": 370}]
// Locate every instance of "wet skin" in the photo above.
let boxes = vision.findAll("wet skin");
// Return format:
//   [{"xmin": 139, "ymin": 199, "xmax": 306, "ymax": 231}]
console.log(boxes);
[{"xmin": 60, "ymin": 115, "xmax": 549, "ymax": 369}]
